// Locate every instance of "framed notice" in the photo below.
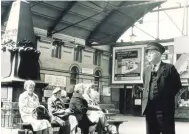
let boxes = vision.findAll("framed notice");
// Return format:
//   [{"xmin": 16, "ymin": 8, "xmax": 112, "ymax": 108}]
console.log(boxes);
[
  {"xmin": 102, "ymin": 86, "xmax": 111, "ymax": 96},
  {"xmin": 44, "ymin": 90, "xmax": 53, "ymax": 97},
  {"xmin": 82, "ymin": 68, "xmax": 93, "ymax": 74},
  {"xmin": 112, "ymin": 45, "xmax": 145, "ymax": 84},
  {"xmin": 45, "ymin": 74, "xmax": 66, "ymax": 87},
  {"xmin": 134, "ymin": 99, "xmax": 141, "ymax": 105},
  {"xmin": 1, "ymin": 87, "xmax": 8, "ymax": 99}
]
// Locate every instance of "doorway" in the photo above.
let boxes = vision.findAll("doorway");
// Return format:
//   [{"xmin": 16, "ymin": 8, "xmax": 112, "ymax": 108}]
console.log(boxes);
[
  {"xmin": 119, "ymin": 88, "xmax": 133, "ymax": 114},
  {"xmin": 125, "ymin": 89, "xmax": 133, "ymax": 114}
]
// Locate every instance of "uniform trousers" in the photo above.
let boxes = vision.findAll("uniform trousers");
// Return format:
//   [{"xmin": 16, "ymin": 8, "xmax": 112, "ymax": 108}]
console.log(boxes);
[{"xmin": 145, "ymin": 100, "xmax": 175, "ymax": 134}]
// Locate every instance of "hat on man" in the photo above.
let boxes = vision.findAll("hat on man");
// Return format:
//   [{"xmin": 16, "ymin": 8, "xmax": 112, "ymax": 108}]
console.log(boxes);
[
  {"xmin": 145, "ymin": 42, "xmax": 165, "ymax": 54},
  {"xmin": 53, "ymin": 87, "xmax": 61, "ymax": 94}
]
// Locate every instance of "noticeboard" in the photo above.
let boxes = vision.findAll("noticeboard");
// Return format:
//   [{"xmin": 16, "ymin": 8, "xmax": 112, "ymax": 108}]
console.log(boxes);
[
  {"xmin": 112, "ymin": 44, "xmax": 174, "ymax": 84},
  {"xmin": 102, "ymin": 86, "xmax": 111, "ymax": 96},
  {"xmin": 45, "ymin": 74, "xmax": 66, "ymax": 87},
  {"xmin": 134, "ymin": 99, "xmax": 141, "ymax": 105},
  {"xmin": 112, "ymin": 45, "xmax": 145, "ymax": 84}
]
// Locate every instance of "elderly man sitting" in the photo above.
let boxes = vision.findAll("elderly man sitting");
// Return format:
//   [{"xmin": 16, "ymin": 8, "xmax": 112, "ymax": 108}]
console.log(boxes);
[
  {"xmin": 48, "ymin": 87, "xmax": 78, "ymax": 134},
  {"xmin": 60, "ymin": 89, "xmax": 70, "ymax": 104}
]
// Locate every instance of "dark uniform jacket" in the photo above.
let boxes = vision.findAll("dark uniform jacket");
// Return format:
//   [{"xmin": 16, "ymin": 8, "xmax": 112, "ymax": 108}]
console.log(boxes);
[{"xmin": 142, "ymin": 62, "xmax": 182, "ymax": 115}]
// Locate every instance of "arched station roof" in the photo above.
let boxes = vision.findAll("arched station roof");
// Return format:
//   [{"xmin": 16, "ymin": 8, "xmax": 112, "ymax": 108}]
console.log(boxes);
[{"xmin": 1, "ymin": 0, "xmax": 163, "ymax": 45}]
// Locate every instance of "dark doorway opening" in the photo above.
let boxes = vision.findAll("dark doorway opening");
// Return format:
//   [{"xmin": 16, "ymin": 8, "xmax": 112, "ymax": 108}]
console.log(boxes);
[
  {"xmin": 125, "ymin": 89, "xmax": 133, "ymax": 114},
  {"xmin": 119, "ymin": 88, "xmax": 125, "ymax": 114},
  {"xmin": 119, "ymin": 88, "xmax": 133, "ymax": 115}
]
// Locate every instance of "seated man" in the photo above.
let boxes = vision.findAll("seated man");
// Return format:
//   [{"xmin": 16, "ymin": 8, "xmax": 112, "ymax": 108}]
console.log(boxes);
[
  {"xmin": 48, "ymin": 87, "xmax": 78, "ymax": 134},
  {"xmin": 60, "ymin": 89, "xmax": 70, "ymax": 104}
]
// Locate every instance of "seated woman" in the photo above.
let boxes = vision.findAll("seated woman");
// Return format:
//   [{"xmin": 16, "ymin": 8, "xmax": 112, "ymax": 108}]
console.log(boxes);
[
  {"xmin": 69, "ymin": 83, "xmax": 94, "ymax": 134},
  {"xmin": 19, "ymin": 80, "xmax": 52, "ymax": 134},
  {"xmin": 83, "ymin": 83, "xmax": 117, "ymax": 134},
  {"xmin": 90, "ymin": 84, "xmax": 100, "ymax": 105},
  {"xmin": 47, "ymin": 87, "xmax": 78, "ymax": 134},
  {"xmin": 83, "ymin": 84, "xmax": 108, "ymax": 127}
]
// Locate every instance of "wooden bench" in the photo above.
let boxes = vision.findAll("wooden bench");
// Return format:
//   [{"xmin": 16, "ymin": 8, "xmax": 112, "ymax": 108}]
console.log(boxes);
[
  {"xmin": 105, "ymin": 113, "xmax": 116, "ymax": 119},
  {"xmin": 20, "ymin": 120, "xmax": 66, "ymax": 133},
  {"xmin": 107, "ymin": 119, "xmax": 128, "ymax": 134},
  {"xmin": 20, "ymin": 116, "xmax": 127, "ymax": 134},
  {"xmin": 19, "ymin": 103, "xmax": 124, "ymax": 134},
  {"xmin": 99, "ymin": 104, "xmax": 120, "ymax": 114},
  {"xmin": 20, "ymin": 121, "xmax": 98, "ymax": 134},
  {"xmin": 101, "ymin": 105, "xmax": 127, "ymax": 134}
]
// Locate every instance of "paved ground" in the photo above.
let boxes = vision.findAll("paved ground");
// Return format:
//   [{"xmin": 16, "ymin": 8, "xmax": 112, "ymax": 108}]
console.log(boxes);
[
  {"xmin": 1, "ymin": 115, "xmax": 189, "ymax": 134},
  {"xmin": 114, "ymin": 115, "xmax": 189, "ymax": 134}
]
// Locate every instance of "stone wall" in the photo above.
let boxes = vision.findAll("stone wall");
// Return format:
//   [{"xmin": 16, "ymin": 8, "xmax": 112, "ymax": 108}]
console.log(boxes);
[{"xmin": 37, "ymin": 38, "xmax": 111, "ymax": 102}]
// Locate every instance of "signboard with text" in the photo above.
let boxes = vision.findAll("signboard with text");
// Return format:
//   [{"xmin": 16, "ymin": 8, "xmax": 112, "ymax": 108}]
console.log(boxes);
[
  {"xmin": 112, "ymin": 45, "xmax": 145, "ymax": 84},
  {"xmin": 102, "ymin": 86, "xmax": 111, "ymax": 96},
  {"xmin": 82, "ymin": 68, "xmax": 93, "ymax": 74},
  {"xmin": 45, "ymin": 74, "xmax": 66, "ymax": 87}
]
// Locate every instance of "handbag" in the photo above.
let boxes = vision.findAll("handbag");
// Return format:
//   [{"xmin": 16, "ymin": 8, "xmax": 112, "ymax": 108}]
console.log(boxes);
[{"xmin": 33, "ymin": 105, "xmax": 51, "ymax": 122}]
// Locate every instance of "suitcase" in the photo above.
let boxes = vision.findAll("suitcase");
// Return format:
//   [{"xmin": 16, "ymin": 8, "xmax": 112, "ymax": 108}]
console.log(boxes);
[{"xmin": 18, "ymin": 129, "xmax": 33, "ymax": 134}]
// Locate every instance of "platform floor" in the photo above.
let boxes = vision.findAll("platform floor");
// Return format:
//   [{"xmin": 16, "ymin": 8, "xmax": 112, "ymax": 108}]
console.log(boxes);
[{"xmin": 1, "ymin": 115, "xmax": 189, "ymax": 134}]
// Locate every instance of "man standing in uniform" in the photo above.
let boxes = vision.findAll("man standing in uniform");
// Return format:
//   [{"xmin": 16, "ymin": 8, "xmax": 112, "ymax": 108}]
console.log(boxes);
[{"xmin": 142, "ymin": 42, "xmax": 182, "ymax": 134}]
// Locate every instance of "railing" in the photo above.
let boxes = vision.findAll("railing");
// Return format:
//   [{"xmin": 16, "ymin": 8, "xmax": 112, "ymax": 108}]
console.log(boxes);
[
  {"xmin": 1, "ymin": 108, "xmax": 21, "ymax": 128},
  {"xmin": 1, "ymin": 107, "xmax": 60, "ymax": 134},
  {"xmin": 1, "ymin": 102, "xmax": 60, "ymax": 133}
]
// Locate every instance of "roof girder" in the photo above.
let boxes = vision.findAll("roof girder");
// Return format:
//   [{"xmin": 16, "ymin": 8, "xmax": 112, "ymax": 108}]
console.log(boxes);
[{"xmin": 47, "ymin": 1, "xmax": 77, "ymax": 36}]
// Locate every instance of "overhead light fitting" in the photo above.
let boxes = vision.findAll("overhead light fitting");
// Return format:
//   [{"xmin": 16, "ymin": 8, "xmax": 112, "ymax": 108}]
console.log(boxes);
[
  {"xmin": 130, "ymin": 26, "xmax": 136, "ymax": 43},
  {"xmin": 139, "ymin": 19, "xmax": 143, "ymax": 24}
]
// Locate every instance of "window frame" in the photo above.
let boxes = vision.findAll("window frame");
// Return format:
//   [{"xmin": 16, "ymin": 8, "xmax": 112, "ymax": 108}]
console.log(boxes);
[
  {"xmin": 51, "ymin": 41, "xmax": 62, "ymax": 59},
  {"xmin": 74, "ymin": 46, "xmax": 82, "ymax": 62},
  {"xmin": 94, "ymin": 50, "xmax": 101, "ymax": 66},
  {"xmin": 94, "ymin": 70, "xmax": 102, "ymax": 90}
]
